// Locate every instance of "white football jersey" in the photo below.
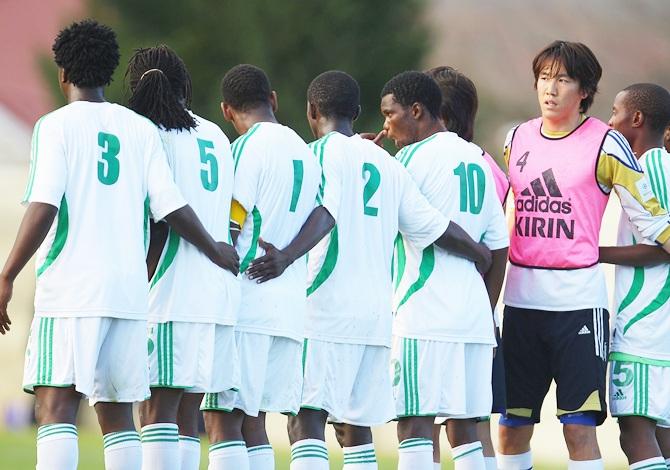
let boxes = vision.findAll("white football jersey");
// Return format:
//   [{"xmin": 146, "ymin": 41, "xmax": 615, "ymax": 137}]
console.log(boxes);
[
  {"xmin": 232, "ymin": 122, "xmax": 320, "ymax": 341},
  {"xmin": 392, "ymin": 131, "xmax": 509, "ymax": 344},
  {"xmin": 148, "ymin": 112, "xmax": 240, "ymax": 325},
  {"xmin": 24, "ymin": 101, "xmax": 186, "ymax": 319},
  {"xmin": 612, "ymin": 147, "xmax": 670, "ymax": 362},
  {"xmin": 306, "ymin": 133, "xmax": 450, "ymax": 347}
]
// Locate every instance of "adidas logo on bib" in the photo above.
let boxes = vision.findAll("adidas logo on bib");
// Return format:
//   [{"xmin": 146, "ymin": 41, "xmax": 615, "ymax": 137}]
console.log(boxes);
[
  {"xmin": 613, "ymin": 389, "xmax": 626, "ymax": 400},
  {"xmin": 578, "ymin": 325, "xmax": 591, "ymax": 335}
]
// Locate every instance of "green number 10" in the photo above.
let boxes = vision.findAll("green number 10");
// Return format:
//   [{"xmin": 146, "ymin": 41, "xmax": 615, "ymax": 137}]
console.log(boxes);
[
  {"xmin": 453, "ymin": 162, "xmax": 485, "ymax": 214},
  {"xmin": 97, "ymin": 132, "xmax": 120, "ymax": 185}
]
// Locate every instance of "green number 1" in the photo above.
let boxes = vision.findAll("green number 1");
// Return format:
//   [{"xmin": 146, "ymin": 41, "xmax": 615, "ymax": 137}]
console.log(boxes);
[
  {"xmin": 198, "ymin": 139, "xmax": 219, "ymax": 191},
  {"xmin": 362, "ymin": 162, "xmax": 380, "ymax": 216},
  {"xmin": 453, "ymin": 162, "xmax": 485, "ymax": 214},
  {"xmin": 289, "ymin": 160, "xmax": 304, "ymax": 212},
  {"xmin": 97, "ymin": 132, "xmax": 120, "ymax": 185}
]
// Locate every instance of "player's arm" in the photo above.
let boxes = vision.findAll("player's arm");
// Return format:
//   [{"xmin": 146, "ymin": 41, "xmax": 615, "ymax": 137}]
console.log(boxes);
[
  {"xmin": 0, "ymin": 203, "xmax": 58, "ymax": 334},
  {"xmin": 247, "ymin": 206, "xmax": 335, "ymax": 283},
  {"xmin": 483, "ymin": 248, "xmax": 508, "ymax": 308},
  {"xmin": 599, "ymin": 244, "xmax": 670, "ymax": 267},
  {"xmin": 146, "ymin": 220, "xmax": 169, "ymax": 280},
  {"xmin": 433, "ymin": 224, "xmax": 492, "ymax": 274}
]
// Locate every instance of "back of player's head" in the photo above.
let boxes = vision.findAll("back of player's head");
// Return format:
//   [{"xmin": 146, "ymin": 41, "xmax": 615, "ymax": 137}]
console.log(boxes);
[
  {"xmin": 532, "ymin": 40, "xmax": 602, "ymax": 113},
  {"xmin": 126, "ymin": 45, "xmax": 196, "ymax": 131},
  {"xmin": 307, "ymin": 71, "xmax": 360, "ymax": 120},
  {"xmin": 622, "ymin": 83, "xmax": 670, "ymax": 135},
  {"xmin": 52, "ymin": 19, "xmax": 120, "ymax": 88},
  {"xmin": 426, "ymin": 66, "xmax": 478, "ymax": 142},
  {"xmin": 381, "ymin": 71, "xmax": 442, "ymax": 120},
  {"xmin": 221, "ymin": 64, "xmax": 272, "ymax": 111}
]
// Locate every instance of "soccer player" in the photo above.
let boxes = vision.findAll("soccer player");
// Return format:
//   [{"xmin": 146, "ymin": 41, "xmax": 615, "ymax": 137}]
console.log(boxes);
[
  {"xmin": 0, "ymin": 20, "xmax": 239, "ymax": 470},
  {"xmin": 601, "ymin": 83, "xmax": 670, "ymax": 470},
  {"xmin": 246, "ymin": 70, "xmax": 492, "ymax": 470},
  {"xmin": 125, "ymin": 45, "xmax": 240, "ymax": 470},
  {"xmin": 380, "ymin": 71, "xmax": 509, "ymax": 470},
  {"xmin": 426, "ymin": 65, "xmax": 510, "ymax": 470},
  {"xmin": 200, "ymin": 64, "xmax": 321, "ymax": 470},
  {"xmin": 499, "ymin": 41, "xmax": 670, "ymax": 470}
]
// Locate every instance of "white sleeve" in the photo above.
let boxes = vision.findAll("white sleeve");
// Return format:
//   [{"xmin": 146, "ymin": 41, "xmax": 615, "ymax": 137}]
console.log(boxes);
[
  {"xmin": 232, "ymin": 140, "xmax": 261, "ymax": 212},
  {"xmin": 398, "ymin": 166, "xmax": 450, "ymax": 250},
  {"xmin": 146, "ymin": 128, "xmax": 186, "ymax": 220},
  {"xmin": 22, "ymin": 116, "xmax": 67, "ymax": 208}
]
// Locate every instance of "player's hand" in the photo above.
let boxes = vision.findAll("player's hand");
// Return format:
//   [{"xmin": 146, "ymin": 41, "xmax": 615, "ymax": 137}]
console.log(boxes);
[
  {"xmin": 360, "ymin": 130, "xmax": 387, "ymax": 147},
  {"xmin": 214, "ymin": 241, "xmax": 240, "ymax": 276},
  {"xmin": 0, "ymin": 275, "xmax": 13, "ymax": 335},
  {"xmin": 475, "ymin": 243, "xmax": 493, "ymax": 274},
  {"xmin": 247, "ymin": 238, "xmax": 292, "ymax": 283}
]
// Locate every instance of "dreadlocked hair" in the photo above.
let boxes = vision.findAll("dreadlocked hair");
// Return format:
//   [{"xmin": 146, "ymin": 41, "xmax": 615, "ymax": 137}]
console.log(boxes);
[{"xmin": 126, "ymin": 45, "xmax": 196, "ymax": 131}]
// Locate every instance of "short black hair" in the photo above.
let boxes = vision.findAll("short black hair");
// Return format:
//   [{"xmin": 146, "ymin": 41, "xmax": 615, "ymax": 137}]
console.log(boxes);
[
  {"xmin": 532, "ymin": 40, "xmax": 602, "ymax": 113},
  {"xmin": 126, "ymin": 45, "xmax": 196, "ymax": 131},
  {"xmin": 622, "ymin": 83, "xmax": 670, "ymax": 135},
  {"xmin": 307, "ymin": 71, "xmax": 360, "ymax": 120},
  {"xmin": 380, "ymin": 71, "xmax": 442, "ymax": 119},
  {"xmin": 221, "ymin": 64, "xmax": 272, "ymax": 111},
  {"xmin": 426, "ymin": 66, "xmax": 478, "ymax": 142},
  {"xmin": 52, "ymin": 19, "xmax": 120, "ymax": 88}
]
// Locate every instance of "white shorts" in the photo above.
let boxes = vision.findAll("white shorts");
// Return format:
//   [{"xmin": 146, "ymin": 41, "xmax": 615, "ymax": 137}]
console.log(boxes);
[
  {"xmin": 610, "ymin": 359, "xmax": 670, "ymax": 426},
  {"xmin": 148, "ymin": 321, "xmax": 239, "ymax": 394},
  {"xmin": 201, "ymin": 332, "xmax": 303, "ymax": 416},
  {"xmin": 301, "ymin": 339, "xmax": 395, "ymax": 426},
  {"xmin": 391, "ymin": 336, "xmax": 493, "ymax": 419},
  {"xmin": 23, "ymin": 317, "xmax": 149, "ymax": 405}
]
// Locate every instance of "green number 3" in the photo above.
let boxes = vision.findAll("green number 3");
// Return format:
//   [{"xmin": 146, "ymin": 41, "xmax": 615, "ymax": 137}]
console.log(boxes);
[
  {"xmin": 198, "ymin": 139, "xmax": 219, "ymax": 191},
  {"xmin": 362, "ymin": 162, "xmax": 380, "ymax": 216},
  {"xmin": 453, "ymin": 162, "xmax": 485, "ymax": 214},
  {"xmin": 97, "ymin": 132, "xmax": 120, "ymax": 185}
]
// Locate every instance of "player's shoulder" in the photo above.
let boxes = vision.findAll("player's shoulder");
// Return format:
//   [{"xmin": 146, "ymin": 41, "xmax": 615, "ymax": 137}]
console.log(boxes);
[
  {"xmin": 189, "ymin": 112, "xmax": 231, "ymax": 145},
  {"xmin": 641, "ymin": 147, "xmax": 670, "ymax": 176},
  {"xmin": 602, "ymin": 129, "xmax": 642, "ymax": 172}
]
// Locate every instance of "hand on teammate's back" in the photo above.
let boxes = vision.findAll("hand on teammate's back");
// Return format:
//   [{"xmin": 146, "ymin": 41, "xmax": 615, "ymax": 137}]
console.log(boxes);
[
  {"xmin": 214, "ymin": 242, "xmax": 240, "ymax": 276},
  {"xmin": 246, "ymin": 238, "xmax": 292, "ymax": 283},
  {"xmin": 475, "ymin": 243, "xmax": 493, "ymax": 275},
  {"xmin": 0, "ymin": 276, "xmax": 13, "ymax": 334}
]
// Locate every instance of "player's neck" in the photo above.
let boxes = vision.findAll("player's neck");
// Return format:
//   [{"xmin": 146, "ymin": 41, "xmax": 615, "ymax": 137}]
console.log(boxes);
[
  {"xmin": 318, "ymin": 119, "xmax": 354, "ymax": 138},
  {"xmin": 632, "ymin": 133, "xmax": 665, "ymax": 159},
  {"xmin": 236, "ymin": 108, "xmax": 277, "ymax": 134},
  {"xmin": 66, "ymin": 86, "xmax": 106, "ymax": 104},
  {"xmin": 541, "ymin": 111, "xmax": 583, "ymax": 134},
  {"xmin": 414, "ymin": 119, "xmax": 446, "ymax": 143}
]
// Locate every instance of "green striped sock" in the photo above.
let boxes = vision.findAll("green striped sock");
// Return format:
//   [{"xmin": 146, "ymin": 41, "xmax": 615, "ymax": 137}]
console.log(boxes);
[
  {"xmin": 290, "ymin": 439, "xmax": 328, "ymax": 469},
  {"xmin": 37, "ymin": 423, "xmax": 77, "ymax": 442},
  {"xmin": 343, "ymin": 443, "xmax": 377, "ymax": 468},
  {"xmin": 103, "ymin": 430, "xmax": 140, "ymax": 449},
  {"xmin": 140, "ymin": 423, "xmax": 179, "ymax": 443}
]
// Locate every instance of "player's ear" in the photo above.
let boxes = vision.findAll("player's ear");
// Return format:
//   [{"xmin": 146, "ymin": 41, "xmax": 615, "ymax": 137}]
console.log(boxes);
[
  {"xmin": 632, "ymin": 110, "xmax": 644, "ymax": 129},
  {"xmin": 411, "ymin": 102, "xmax": 423, "ymax": 120},
  {"xmin": 307, "ymin": 101, "xmax": 317, "ymax": 121},
  {"xmin": 221, "ymin": 102, "xmax": 234, "ymax": 123},
  {"xmin": 352, "ymin": 105, "xmax": 361, "ymax": 122},
  {"xmin": 58, "ymin": 67, "xmax": 67, "ymax": 84},
  {"xmin": 270, "ymin": 91, "xmax": 278, "ymax": 113}
]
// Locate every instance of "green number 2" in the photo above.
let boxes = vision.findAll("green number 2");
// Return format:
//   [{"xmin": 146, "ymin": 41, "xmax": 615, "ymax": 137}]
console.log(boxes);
[
  {"xmin": 97, "ymin": 132, "xmax": 120, "ymax": 185},
  {"xmin": 612, "ymin": 361, "xmax": 634, "ymax": 387},
  {"xmin": 453, "ymin": 162, "xmax": 485, "ymax": 214},
  {"xmin": 362, "ymin": 162, "xmax": 380, "ymax": 216},
  {"xmin": 198, "ymin": 139, "xmax": 219, "ymax": 191}
]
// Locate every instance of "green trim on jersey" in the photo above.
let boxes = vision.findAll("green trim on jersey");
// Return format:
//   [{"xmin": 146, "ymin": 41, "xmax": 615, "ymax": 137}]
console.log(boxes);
[
  {"xmin": 398, "ymin": 134, "xmax": 438, "ymax": 168},
  {"xmin": 240, "ymin": 207, "xmax": 262, "ymax": 273},
  {"xmin": 402, "ymin": 338, "xmax": 420, "ymax": 416},
  {"xmin": 232, "ymin": 122, "xmax": 261, "ymax": 173},
  {"xmin": 393, "ymin": 234, "xmax": 406, "ymax": 291},
  {"xmin": 309, "ymin": 131, "xmax": 336, "ymax": 198},
  {"xmin": 306, "ymin": 225, "xmax": 338, "ymax": 296},
  {"xmin": 37, "ymin": 317, "xmax": 55, "ymax": 385},
  {"xmin": 610, "ymin": 352, "xmax": 670, "ymax": 367},
  {"xmin": 646, "ymin": 149, "xmax": 668, "ymax": 210},
  {"xmin": 37, "ymin": 197, "xmax": 69, "ymax": 277},
  {"xmin": 22, "ymin": 115, "xmax": 47, "ymax": 202},
  {"xmin": 156, "ymin": 322, "xmax": 174, "ymax": 386},
  {"xmin": 301, "ymin": 338, "xmax": 308, "ymax": 375},
  {"xmin": 617, "ymin": 238, "xmax": 644, "ymax": 314},
  {"xmin": 150, "ymin": 229, "xmax": 180, "ymax": 288},
  {"xmin": 397, "ymin": 245, "xmax": 435, "ymax": 309},
  {"xmin": 623, "ymin": 267, "xmax": 670, "ymax": 335},
  {"xmin": 143, "ymin": 196, "xmax": 150, "ymax": 252}
]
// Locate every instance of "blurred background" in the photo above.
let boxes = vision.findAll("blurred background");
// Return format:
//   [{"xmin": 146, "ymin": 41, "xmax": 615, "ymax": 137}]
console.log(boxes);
[{"xmin": 1, "ymin": 0, "xmax": 669, "ymax": 468}]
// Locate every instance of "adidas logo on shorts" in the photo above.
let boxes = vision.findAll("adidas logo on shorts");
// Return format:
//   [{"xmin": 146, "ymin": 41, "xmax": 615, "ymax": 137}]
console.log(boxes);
[
  {"xmin": 578, "ymin": 325, "xmax": 591, "ymax": 335},
  {"xmin": 613, "ymin": 389, "xmax": 626, "ymax": 400}
]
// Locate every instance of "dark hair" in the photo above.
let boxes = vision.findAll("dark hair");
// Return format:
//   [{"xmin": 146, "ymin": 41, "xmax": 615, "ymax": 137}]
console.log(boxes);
[
  {"xmin": 307, "ymin": 71, "xmax": 360, "ymax": 120},
  {"xmin": 426, "ymin": 66, "xmax": 478, "ymax": 142},
  {"xmin": 380, "ymin": 71, "xmax": 442, "ymax": 119},
  {"xmin": 126, "ymin": 45, "xmax": 196, "ymax": 131},
  {"xmin": 532, "ymin": 40, "xmax": 602, "ymax": 113},
  {"xmin": 52, "ymin": 19, "xmax": 120, "ymax": 88},
  {"xmin": 221, "ymin": 64, "xmax": 272, "ymax": 111},
  {"xmin": 622, "ymin": 83, "xmax": 670, "ymax": 135}
]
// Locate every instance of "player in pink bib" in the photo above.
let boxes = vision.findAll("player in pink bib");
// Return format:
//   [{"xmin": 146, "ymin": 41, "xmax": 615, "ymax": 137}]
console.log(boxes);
[{"xmin": 499, "ymin": 41, "xmax": 670, "ymax": 470}]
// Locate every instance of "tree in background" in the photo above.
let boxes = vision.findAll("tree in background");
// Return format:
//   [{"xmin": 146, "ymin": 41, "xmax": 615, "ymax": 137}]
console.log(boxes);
[{"xmin": 79, "ymin": 0, "xmax": 428, "ymax": 140}]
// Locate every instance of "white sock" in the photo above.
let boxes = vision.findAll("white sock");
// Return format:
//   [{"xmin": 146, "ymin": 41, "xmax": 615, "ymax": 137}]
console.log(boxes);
[
  {"xmin": 665, "ymin": 458, "xmax": 670, "ymax": 469},
  {"xmin": 248, "ymin": 444, "xmax": 274, "ymax": 469},
  {"xmin": 630, "ymin": 457, "xmax": 667, "ymax": 470},
  {"xmin": 484, "ymin": 456, "xmax": 497, "ymax": 470},
  {"xmin": 179, "ymin": 435, "xmax": 201, "ymax": 470},
  {"xmin": 567, "ymin": 459, "xmax": 603, "ymax": 470},
  {"xmin": 103, "ymin": 430, "xmax": 141, "ymax": 470},
  {"xmin": 452, "ymin": 441, "xmax": 485, "ymax": 470},
  {"xmin": 208, "ymin": 440, "xmax": 249, "ymax": 470},
  {"xmin": 290, "ymin": 439, "xmax": 329, "ymax": 470},
  {"xmin": 498, "ymin": 451, "xmax": 533, "ymax": 470},
  {"xmin": 36, "ymin": 424, "xmax": 78, "ymax": 470},
  {"xmin": 140, "ymin": 423, "xmax": 180, "ymax": 470},
  {"xmin": 343, "ymin": 443, "xmax": 378, "ymax": 469},
  {"xmin": 398, "ymin": 438, "xmax": 433, "ymax": 470}
]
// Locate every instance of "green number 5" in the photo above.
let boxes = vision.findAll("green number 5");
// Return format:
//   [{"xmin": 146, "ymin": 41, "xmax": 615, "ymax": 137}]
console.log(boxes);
[
  {"xmin": 198, "ymin": 139, "xmax": 219, "ymax": 191},
  {"xmin": 97, "ymin": 132, "xmax": 120, "ymax": 185},
  {"xmin": 612, "ymin": 361, "xmax": 634, "ymax": 387}
]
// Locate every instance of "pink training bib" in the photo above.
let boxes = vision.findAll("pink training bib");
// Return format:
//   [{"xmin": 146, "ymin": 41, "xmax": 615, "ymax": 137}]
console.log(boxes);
[
  {"xmin": 482, "ymin": 150, "xmax": 510, "ymax": 205},
  {"xmin": 508, "ymin": 117, "xmax": 610, "ymax": 269}
]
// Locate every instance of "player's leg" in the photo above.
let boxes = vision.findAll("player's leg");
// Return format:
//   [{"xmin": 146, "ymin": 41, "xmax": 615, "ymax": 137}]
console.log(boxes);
[
  {"xmin": 617, "ymin": 417, "xmax": 663, "ymax": 465},
  {"xmin": 433, "ymin": 424, "xmax": 442, "ymax": 469},
  {"xmin": 288, "ymin": 408, "xmax": 329, "ymax": 442},
  {"xmin": 655, "ymin": 426, "xmax": 670, "ymax": 467},
  {"xmin": 481, "ymin": 328, "xmax": 507, "ymax": 470},
  {"xmin": 334, "ymin": 424, "xmax": 377, "ymax": 469},
  {"xmin": 203, "ymin": 408, "xmax": 249, "ymax": 470},
  {"xmin": 397, "ymin": 416, "xmax": 436, "ymax": 469},
  {"xmin": 33, "ymin": 386, "xmax": 81, "ymax": 470},
  {"xmin": 499, "ymin": 307, "xmax": 550, "ymax": 470},
  {"xmin": 176, "ymin": 392, "xmax": 204, "ymax": 470},
  {"xmin": 138, "ymin": 387, "xmax": 183, "ymax": 470},
  {"xmin": 96, "ymin": 402, "xmax": 141, "ymax": 469},
  {"xmin": 446, "ymin": 419, "xmax": 484, "ymax": 470},
  {"xmin": 477, "ymin": 420, "xmax": 496, "ymax": 469}
]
